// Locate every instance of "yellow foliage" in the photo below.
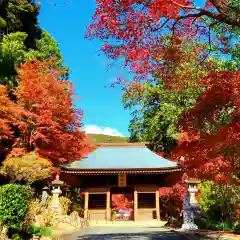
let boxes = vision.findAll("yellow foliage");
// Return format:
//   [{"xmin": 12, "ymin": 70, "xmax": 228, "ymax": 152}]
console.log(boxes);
[
  {"xmin": 47, "ymin": 196, "xmax": 71, "ymax": 215},
  {"xmin": 24, "ymin": 198, "xmax": 59, "ymax": 228},
  {"xmin": 35, "ymin": 208, "xmax": 59, "ymax": 227},
  {"xmin": 23, "ymin": 198, "xmax": 44, "ymax": 230},
  {"xmin": 59, "ymin": 196, "xmax": 71, "ymax": 215},
  {"xmin": 1, "ymin": 151, "xmax": 53, "ymax": 183}
]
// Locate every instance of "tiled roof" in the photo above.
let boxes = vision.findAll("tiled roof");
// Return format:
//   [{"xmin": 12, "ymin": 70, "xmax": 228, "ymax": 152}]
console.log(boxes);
[{"xmin": 62, "ymin": 144, "xmax": 178, "ymax": 171}]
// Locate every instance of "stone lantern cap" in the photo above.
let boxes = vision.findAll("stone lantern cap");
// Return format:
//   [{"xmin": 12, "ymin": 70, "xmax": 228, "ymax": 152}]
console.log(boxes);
[
  {"xmin": 42, "ymin": 186, "xmax": 49, "ymax": 190},
  {"xmin": 185, "ymin": 178, "xmax": 201, "ymax": 185},
  {"xmin": 51, "ymin": 174, "xmax": 63, "ymax": 187}
]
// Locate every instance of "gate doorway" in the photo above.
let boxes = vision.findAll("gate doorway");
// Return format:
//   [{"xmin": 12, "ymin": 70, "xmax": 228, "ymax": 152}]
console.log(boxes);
[{"xmin": 111, "ymin": 187, "xmax": 134, "ymax": 221}]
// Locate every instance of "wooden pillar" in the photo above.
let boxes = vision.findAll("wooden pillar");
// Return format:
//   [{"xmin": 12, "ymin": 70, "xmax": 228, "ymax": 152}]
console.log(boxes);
[
  {"xmin": 156, "ymin": 189, "xmax": 160, "ymax": 221},
  {"xmin": 84, "ymin": 190, "xmax": 89, "ymax": 220},
  {"xmin": 134, "ymin": 187, "xmax": 138, "ymax": 221},
  {"xmin": 106, "ymin": 189, "xmax": 111, "ymax": 221}
]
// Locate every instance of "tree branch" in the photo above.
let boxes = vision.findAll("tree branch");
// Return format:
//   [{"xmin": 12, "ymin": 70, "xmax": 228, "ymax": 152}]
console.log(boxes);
[
  {"xmin": 171, "ymin": 12, "xmax": 205, "ymax": 37},
  {"xmin": 170, "ymin": 0, "xmax": 204, "ymax": 11},
  {"xmin": 171, "ymin": 0, "xmax": 240, "ymax": 27},
  {"xmin": 209, "ymin": 0, "xmax": 228, "ymax": 15},
  {"xmin": 152, "ymin": 18, "xmax": 171, "ymax": 32}
]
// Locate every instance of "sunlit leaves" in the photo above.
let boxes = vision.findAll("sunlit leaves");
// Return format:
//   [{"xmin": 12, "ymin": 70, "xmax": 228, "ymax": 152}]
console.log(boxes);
[
  {"xmin": 0, "ymin": 85, "xmax": 18, "ymax": 140},
  {"xmin": 14, "ymin": 60, "xmax": 93, "ymax": 164},
  {"xmin": 87, "ymin": 0, "xmax": 239, "ymax": 83},
  {"xmin": 1, "ymin": 151, "xmax": 53, "ymax": 184},
  {"xmin": 0, "ymin": 60, "xmax": 93, "ymax": 164},
  {"xmin": 0, "ymin": 31, "xmax": 68, "ymax": 88}
]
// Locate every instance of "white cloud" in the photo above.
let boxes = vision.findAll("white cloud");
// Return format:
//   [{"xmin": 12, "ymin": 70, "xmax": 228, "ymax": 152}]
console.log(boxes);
[{"xmin": 83, "ymin": 125, "xmax": 124, "ymax": 137}]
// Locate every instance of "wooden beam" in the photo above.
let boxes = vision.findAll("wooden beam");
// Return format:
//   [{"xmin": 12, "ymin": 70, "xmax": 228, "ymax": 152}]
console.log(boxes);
[
  {"xmin": 84, "ymin": 190, "xmax": 89, "ymax": 220},
  {"xmin": 134, "ymin": 187, "xmax": 138, "ymax": 221},
  {"xmin": 106, "ymin": 188, "xmax": 111, "ymax": 222},
  {"xmin": 87, "ymin": 187, "xmax": 108, "ymax": 193},
  {"xmin": 155, "ymin": 190, "xmax": 160, "ymax": 221}
]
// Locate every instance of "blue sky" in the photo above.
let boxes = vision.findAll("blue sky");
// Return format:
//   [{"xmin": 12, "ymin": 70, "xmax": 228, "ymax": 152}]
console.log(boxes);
[{"xmin": 38, "ymin": 0, "xmax": 131, "ymax": 137}]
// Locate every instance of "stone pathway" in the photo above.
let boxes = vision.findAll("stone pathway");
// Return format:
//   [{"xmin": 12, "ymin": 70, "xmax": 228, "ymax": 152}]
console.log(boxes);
[
  {"xmin": 57, "ymin": 223, "xmax": 240, "ymax": 240},
  {"xmin": 62, "ymin": 226, "xmax": 182, "ymax": 240}
]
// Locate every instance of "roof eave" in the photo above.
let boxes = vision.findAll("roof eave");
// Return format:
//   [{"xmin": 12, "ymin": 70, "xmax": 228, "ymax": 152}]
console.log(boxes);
[{"xmin": 61, "ymin": 166, "xmax": 182, "ymax": 175}]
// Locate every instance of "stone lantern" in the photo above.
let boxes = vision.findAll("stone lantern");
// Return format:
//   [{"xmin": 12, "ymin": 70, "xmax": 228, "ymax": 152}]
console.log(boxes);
[
  {"xmin": 181, "ymin": 178, "xmax": 201, "ymax": 231},
  {"xmin": 185, "ymin": 179, "xmax": 200, "ymax": 205},
  {"xmin": 50, "ymin": 174, "xmax": 64, "ymax": 214}
]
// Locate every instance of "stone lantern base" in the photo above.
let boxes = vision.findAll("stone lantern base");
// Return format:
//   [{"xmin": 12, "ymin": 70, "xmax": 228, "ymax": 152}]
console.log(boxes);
[{"xmin": 181, "ymin": 223, "xmax": 198, "ymax": 231}]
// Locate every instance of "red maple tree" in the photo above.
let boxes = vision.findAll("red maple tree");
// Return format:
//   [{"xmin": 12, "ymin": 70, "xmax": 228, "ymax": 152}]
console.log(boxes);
[
  {"xmin": 173, "ymin": 71, "xmax": 240, "ymax": 181},
  {"xmin": 86, "ymin": 0, "xmax": 239, "ymax": 82},
  {"xmin": 0, "ymin": 86, "xmax": 18, "ymax": 140},
  {"xmin": 0, "ymin": 60, "xmax": 93, "ymax": 164},
  {"xmin": 87, "ymin": 0, "xmax": 240, "ymax": 182}
]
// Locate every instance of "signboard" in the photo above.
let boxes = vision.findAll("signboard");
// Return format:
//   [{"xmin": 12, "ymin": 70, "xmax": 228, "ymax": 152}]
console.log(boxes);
[{"xmin": 118, "ymin": 173, "xmax": 127, "ymax": 187}]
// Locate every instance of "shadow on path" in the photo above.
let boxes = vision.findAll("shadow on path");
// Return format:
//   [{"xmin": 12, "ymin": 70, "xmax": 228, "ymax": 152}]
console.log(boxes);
[{"xmin": 73, "ymin": 230, "xmax": 213, "ymax": 240}]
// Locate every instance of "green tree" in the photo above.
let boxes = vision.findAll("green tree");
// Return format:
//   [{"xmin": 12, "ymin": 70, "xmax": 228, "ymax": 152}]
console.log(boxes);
[
  {"xmin": 123, "ymin": 37, "xmax": 239, "ymax": 153},
  {"xmin": 0, "ymin": 31, "xmax": 68, "ymax": 88},
  {"xmin": 125, "ymin": 82, "xmax": 202, "ymax": 153},
  {"xmin": 123, "ymin": 42, "xmax": 207, "ymax": 152},
  {"xmin": 0, "ymin": 0, "xmax": 69, "ymax": 88},
  {"xmin": 0, "ymin": 0, "xmax": 41, "ymax": 48}
]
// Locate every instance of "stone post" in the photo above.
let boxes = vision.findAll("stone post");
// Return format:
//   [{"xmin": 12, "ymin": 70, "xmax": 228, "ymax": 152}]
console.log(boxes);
[{"xmin": 181, "ymin": 179, "xmax": 200, "ymax": 231}]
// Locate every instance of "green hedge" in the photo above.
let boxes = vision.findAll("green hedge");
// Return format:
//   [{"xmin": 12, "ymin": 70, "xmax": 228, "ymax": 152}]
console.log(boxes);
[{"xmin": 0, "ymin": 184, "xmax": 33, "ymax": 231}]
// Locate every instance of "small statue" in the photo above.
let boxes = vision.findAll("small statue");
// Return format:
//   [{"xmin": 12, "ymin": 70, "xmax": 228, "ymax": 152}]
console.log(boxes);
[{"xmin": 41, "ymin": 186, "xmax": 49, "ymax": 206}]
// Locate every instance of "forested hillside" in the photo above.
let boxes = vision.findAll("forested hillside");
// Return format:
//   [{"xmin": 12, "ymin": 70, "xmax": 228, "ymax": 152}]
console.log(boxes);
[{"xmin": 88, "ymin": 134, "xmax": 128, "ymax": 144}]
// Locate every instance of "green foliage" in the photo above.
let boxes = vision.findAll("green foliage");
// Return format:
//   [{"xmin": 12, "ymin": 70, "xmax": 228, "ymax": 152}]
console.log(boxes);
[
  {"xmin": 198, "ymin": 181, "xmax": 217, "ymax": 213},
  {"xmin": 1, "ymin": 151, "xmax": 53, "ymax": 184},
  {"xmin": 197, "ymin": 219, "xmax": 235, "ymax": 231},
  {"xmin": 0, "ymin": 32, "xmax": 31, "ymax": 87},
  {"xmin": 124, "ymin": 80, "xmax": 202, "ymax": 153},
  {"xmin": 0, "ymin": 17, "xmax": 6, "ymax": 29},
  {"xmin": 28, "ymin": 225, "xmax": 51, "ymax": 237},
  {"xmin": 35, "ymin": 30, "xmax": 69, "ymax": 77},
  {"xmin": 0, "ymin": 184, "xmax": 33, "ymax": 231},
  {"xmin": 0, "ymin": 31, "xmax": 68, "ymax": 88},
  {"xmin": 198, "ymin": 181, "xmax": 240, "ymax": 226},
  {"xmin": 0, "ymin": 0, "xmax": 41, "ymax": 48},
  {"xmin": 12, "ymin": 233, "xmax": 24, "ymax": 240},
  {"xmin": 212, "ymin": 222, "xmax": 234, "ymax": 231},
  {"xmin": 123, "ymin": 41, "xmax": 209, "ymax": 152}
]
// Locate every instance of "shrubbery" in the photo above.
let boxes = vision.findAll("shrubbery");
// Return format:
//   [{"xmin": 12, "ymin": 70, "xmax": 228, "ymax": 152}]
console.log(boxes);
[
  {"xmin": 28, "ymin": 225, "xmax": 51, "ymax": 237},
  {"xmin": 159, "ymin": 183, "xmax": 185, "ymax": 221},
  {"xmin": 0, "ymin": 184, "xmax": 33, "ymax": 232},
  {"xmin": 198, "ymin": 181, "xmax": 240, "ymax": 232},
  {"xmin": 1, "ymin": 151, "xmax": 53, "ymax": 184}
]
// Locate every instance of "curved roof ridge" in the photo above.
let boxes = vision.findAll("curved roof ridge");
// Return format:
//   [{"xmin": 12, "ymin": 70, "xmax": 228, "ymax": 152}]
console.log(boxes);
[
  {"xmin": 95, "ymin": 142, "xmax": 149, "ymax": 147},
  {"xmin": 62, "ymin": 144, "xmax": 179, "ymax": 171}
]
